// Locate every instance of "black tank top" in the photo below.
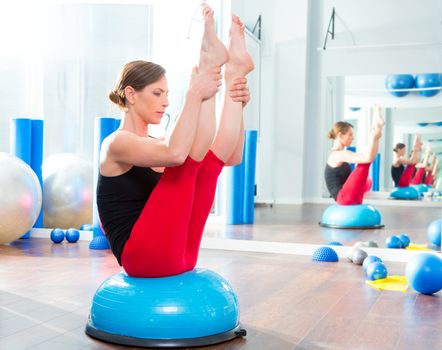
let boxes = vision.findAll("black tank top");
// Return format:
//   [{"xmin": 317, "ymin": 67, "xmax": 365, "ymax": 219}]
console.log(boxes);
[
  {"xmin": 391, "ymin": 164, "xmax": 404, "ymax": 187},
  {"xmin": 324, "ymin": 163, "xmax": 352, "ymax": 200},
  {"xmin": 97, "ymin": 166, "xmax": 162, "ymax": 265}
]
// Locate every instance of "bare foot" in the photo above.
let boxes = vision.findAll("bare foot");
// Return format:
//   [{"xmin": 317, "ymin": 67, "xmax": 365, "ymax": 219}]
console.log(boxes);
[
  {"xmin": 225, "ymin": 15, "xmax": 255, "ymax": 79},
  {"xmin": 413, "ymin": 134, "xmax": 423, "ymax": 152},
  {"xmin": 199, "ymin": 4, "xmax": 229, "ymax": 71},
  {"xmin": 372, "ymin": 104, "xmax": 385, "ymax": 128}
]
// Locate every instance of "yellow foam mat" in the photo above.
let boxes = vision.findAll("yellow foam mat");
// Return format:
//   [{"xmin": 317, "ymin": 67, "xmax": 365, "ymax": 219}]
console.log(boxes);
[
  {"xmin": 365, "ymin": 275, "xmax": 408, "ymax": 292},
  {"xmin": 406, "ymin": 243, "xmax": 431, "ymax": 251}
]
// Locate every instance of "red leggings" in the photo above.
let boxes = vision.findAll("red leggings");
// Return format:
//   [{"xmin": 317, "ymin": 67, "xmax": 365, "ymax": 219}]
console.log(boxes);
[
  {"xmin": 411, "ymin": 167, "xmax": 425, "ymax": 185},
  {"xmin": 424, "ymin": 173, "xmax": 433, "ymax": 186},
  {"xmin": 121, "ymin": 150, "xmax": 224, "ymax": 278},
  {"xmin": 337, "ymin": 163, "xmax": 371, "ymax": 205},
  {"xmin": 397, "ymin": 164, "xmax": 416, "ymax": 187}
]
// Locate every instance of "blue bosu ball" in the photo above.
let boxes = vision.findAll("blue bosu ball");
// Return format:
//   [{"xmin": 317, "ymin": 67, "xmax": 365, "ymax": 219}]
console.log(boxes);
[
  {"xmin": 312, "ymin": 246, "xmax": 339, "ymax": 262},
  {"xmin": 319, "ymin": 204, "xmax": 383, "ymax": 229},
  {"xmin": 85, "ymin": 268, "xmax": 246, "ymax": 347},
  {"xmin": 412, "ymin": 184, "xmax": 429, "ymax": 193},
  {"xmin": 390, "ymin": 186, "xmax": 420, "ymax": 200}
]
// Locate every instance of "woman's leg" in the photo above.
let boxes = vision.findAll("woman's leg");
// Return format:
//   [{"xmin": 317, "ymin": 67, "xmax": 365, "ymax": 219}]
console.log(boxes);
[
  {"xmin": 121, "ymin": 157, "xmax": 201, "ymax": 277},
  {"xmin": 398, "ymin": 164, "xmax": 417, "ymax": 187},
  {"xmin": 337, "ymin": 163, "xmax": 371, "ymax": 205},
  {"xmin": 184, "ymin": 15, "xmax": 254, "ymax": 269}
]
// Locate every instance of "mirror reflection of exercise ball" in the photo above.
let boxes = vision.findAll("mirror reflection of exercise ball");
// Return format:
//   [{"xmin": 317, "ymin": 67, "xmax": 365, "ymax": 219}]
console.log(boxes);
[
  {"xmin": 43, "ymin": 154, "xmax": 93, "ymax": 229},
  {"xmin": 385, "ymin": 74, "xmax": 415, "ymax": 97},
  {"xmin": 0, "ymin": 153, "xmax": 42, "ymax": 244}
]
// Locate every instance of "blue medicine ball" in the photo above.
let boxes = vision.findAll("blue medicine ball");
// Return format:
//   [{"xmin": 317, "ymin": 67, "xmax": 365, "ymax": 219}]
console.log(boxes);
[
  {"xmin": 427, "ymin": 219, "xmax": 442, "ymax": 246},
  {"xmin": 415, "ymin": 73, "xmax": 441, "ymax": 97},
  {"xmin": 50, "ymin": 228, "xmax": 65, "ymax": 243},
  {"xmin": 366, "ymin": 262, "xmax": 388, "ymax": 281},
  {"xmin": 66, "ymin": 228, "xmax": 80, "ymax": 243},
  {"xmin": 385, "ymin": 74, "xmax": 415, "ymax": 97},
  {"xmin": 405, "ymin": 254, "xmax": 442, "ymax": 294}
]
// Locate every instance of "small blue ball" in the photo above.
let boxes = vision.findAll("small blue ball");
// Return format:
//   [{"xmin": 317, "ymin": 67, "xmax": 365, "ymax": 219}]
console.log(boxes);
[
  {"xmin": 50, "ymin": 228, "xmax": 65, "ymax": 244},
  {"xmin": 398, "ymin": 233, "xmax": 410, "ymax": 248},
  {"xmin": 363, "ymin": 256, "xmax": 382, "ymax": 274},
  {"xmin": 386, "ymin": 235, "xmax": 403, "ymax": 249},
  {"xmin": 66, "ymin": 228, "xmax": 80, "ymax": 243},
  {"xmin": 366, "ymin": 262, "xmax": 388, "ymax": 281}
]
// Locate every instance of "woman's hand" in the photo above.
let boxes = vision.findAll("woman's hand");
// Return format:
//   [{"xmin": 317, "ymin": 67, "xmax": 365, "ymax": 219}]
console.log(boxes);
[
  {"xmin": 188, "ymin": 66, "xmax": 222, "ymax": 101},
  {"xmin": 229, "ymin": 77, "xmax": 250, "ymax": 107}
]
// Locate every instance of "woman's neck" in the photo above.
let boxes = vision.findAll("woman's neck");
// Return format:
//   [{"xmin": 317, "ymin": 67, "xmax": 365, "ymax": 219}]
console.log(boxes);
[
  {"xmin": 332, "ymin": 140, "xmax": 344, "ymax": 151},
  {"xmin": 120, "ymin": 111, "xmax": 148, "ymax": 137}
]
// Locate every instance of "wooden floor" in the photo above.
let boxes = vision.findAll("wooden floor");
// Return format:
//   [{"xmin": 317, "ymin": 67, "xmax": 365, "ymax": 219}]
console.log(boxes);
[
  {"xmin": 205, "ymin": 203, "xmax": 442, "ymax": 250},
  {"xmin": 1, "ymin": 235, "xmax": 442, "ymax": 350}
]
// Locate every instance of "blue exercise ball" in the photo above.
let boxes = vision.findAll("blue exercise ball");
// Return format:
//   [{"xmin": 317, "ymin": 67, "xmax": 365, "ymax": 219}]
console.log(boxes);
[
  {"xmin": 427, "ymin": 219, "xmax": 442, "ymax": 246},
  {"xmin": 86, "ymin": 268, "xmax": 245, "ymax": 347},
  {"xmin": 50, "ymin": 228, "xmax": 65, "ymax": 243},
  {"xmin": 320, "ymin": 204, "xmax": 382, "ymax": 229},
  {"xmin": 363, "ymin": 256, "xmax": 382, "ymax": 274},
  {"xmin": 398, "ymin": 233, "xmax": 410, "ymax": 248},
  {"xmin": 385, "ymin": 74, "xmax": 414, "ymax": 97},
  {"xmin": 66, "ymin": 228, "xmax": 80, "ymax": 243},
  {"xmin": 405, "ymin": 254, "xmax": 442, "ymax": 294},
  {"xmin": 366, "ymin": 262, "xmax": 388, "ymax": 281},
  {"xmin": 415, "ymin": 73, "xmax": 441, "ymax": 97}
]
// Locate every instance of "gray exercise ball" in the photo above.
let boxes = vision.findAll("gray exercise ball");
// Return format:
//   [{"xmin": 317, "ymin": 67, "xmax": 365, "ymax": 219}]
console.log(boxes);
[
  {"xmin": 43, "ymin": 154, "xmax": 93, "ymax": 229},
  {"xmin": 0, "ymin": 153, "xmax": 42, "ymax": 244}
]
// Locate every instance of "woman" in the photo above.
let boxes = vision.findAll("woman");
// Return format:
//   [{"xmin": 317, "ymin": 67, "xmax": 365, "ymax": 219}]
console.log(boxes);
[
  {"xmin": 97, "ymin": 5, "xmax": 254, "ymax": 278},
  {"xmin": 391, "ymin": 136, "xmax": 422, "ymax": 187},
  {"xmin": 324, "ymin": 105, "xmax": 384, "ymax": 205},
  {"xmin": 410, "ymin": 146, "xmax": 431, "ymax": 185}
]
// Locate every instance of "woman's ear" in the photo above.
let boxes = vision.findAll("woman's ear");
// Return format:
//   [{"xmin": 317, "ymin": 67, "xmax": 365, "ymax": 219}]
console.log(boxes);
[{"xmin": 124, "ymin": 86, "xmax": 136, "ymax": 105}]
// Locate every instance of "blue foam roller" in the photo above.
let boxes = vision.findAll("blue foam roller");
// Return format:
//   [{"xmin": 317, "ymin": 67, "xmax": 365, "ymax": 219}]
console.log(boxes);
[
  {"xmin": 91, "ymin": 117, "xmax": 121, "ymax": 250},
  {"xmin": 226, "ymin": 140, "xmax": 246, "ymax": 225},
  {"xmin": 312, "ymin": 246, "xmax": 339, "ymax": 262},
  {"xmin": 31, "ymin": 119, "xmax": 44, "ymax": 228},
  {"xmin": 319, "ymin": 204, "xmax": 382, "ymax": 229},
  {"xmin": 85, "ymin": 269, "xmax": 245, "ymax": 347},
  {"xmin": 243, "ymin": 130, "xmax": 258, "ymax": 224},
  {"xmin": 390, "ymin": 186, "xmax": 420, "ymax": 200}
]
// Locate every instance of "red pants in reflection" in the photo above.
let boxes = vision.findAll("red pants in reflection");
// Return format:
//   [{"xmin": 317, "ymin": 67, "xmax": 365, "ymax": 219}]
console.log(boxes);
[
  {"xmin": 121, "ymin": 151, "xmax": 224, "ymax": 278},
  {"xmin": 397, "ymin": 164, "xmax": 416, "ymax": 187},
  {"xmin": 337, "ymin": 163, "xmax": 371, "ymax": 205}
]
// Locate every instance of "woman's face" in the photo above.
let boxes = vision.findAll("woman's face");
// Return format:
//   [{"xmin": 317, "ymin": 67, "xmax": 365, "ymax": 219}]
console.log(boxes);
[
  {"xmin": 397, "ymin": 147, "xmax": 406, "ymax": 156},
  {"xmin": 339, "ymin": 127, "xmax": 354, "ymax": 147},
  {"xmin": 133, "ymin": 75, "xmax": 169, "ymax": 124}
]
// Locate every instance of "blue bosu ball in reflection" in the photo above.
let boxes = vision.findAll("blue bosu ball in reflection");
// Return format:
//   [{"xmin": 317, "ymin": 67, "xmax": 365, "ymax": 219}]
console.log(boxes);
[{"xmin": 319, "ymin": 204, "xmax": 382, "ymax": 229}]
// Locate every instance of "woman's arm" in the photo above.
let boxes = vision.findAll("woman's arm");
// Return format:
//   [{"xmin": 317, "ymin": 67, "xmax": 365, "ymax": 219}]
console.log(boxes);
[
  {"xmin": 106, "ymin": 67, "xmax": 222, "ymax": 168},
  {"xmin": 329, "ymin": 149, "xmax": 373, "ymax": 166}
]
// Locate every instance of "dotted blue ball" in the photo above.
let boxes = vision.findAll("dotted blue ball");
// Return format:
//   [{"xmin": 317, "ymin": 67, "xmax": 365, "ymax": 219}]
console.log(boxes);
[
  {"xmin": 386, "ymin": 235, "xmax": 403, "ymax": 249},
  {"xmin": 312, "ymin": 246, "xmax": 339, "ymax": 262},
  {"xmin": 66, "ymin": 228, "xmax": 80, "ymax": 243},
  {"xmin": 50, "ymin": 228, "xmax": 65, "ymax": 244},
  {"xmin": 398, "ymin": 233, "xmax": 410, "ymax": 248},
  {"xmin": 366, "ymin": 262, "xmax": 388, "ymax": 281}
]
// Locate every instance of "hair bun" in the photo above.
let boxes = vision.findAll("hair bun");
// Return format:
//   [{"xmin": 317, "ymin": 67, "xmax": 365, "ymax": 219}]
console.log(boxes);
[{"xmin": 109, "ymin": 90, "xmax": 124, "ymax": 107}]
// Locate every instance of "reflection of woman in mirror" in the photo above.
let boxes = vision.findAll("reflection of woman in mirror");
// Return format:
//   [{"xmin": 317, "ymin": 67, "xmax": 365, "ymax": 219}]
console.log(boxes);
[
  {"xmin": 411, "ymin": 146, "xmax": 431, "ymax": 185},
  {"xmin": 324, "ymin": 105, "xmax": 384, "ymax": 205},
  {"xmin": 423, "ymin": 153, "xmax": 438, "ymax": 186},
  {"xmin": 391, "ymin": 135, "xmax": 422, "ymax": 187}
]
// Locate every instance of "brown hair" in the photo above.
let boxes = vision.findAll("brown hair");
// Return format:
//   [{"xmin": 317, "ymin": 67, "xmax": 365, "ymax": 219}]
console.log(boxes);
[
  {"xmin": 393, "ymin": 143, "xmax": 406, "ymax": 153},
  {"xmin": 109, "ymin": 60, "xmax": 166, "ymax": 109},
  {"xmin": 327, "ymin": 121, "xmax": 353, "ymax": 139}
]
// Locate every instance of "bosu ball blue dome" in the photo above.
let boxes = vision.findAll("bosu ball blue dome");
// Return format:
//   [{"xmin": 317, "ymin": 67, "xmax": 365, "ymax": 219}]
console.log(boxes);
[
  {"xmin": 390, "ymin": 186, "xmax": 420, "ymax": 200},
  {"xmin": 319, "ymin": 204, "xmax": 383, "ymax": 229},
  {"xmin": 85, "ymin": 268, "xmax": 246, "ymax": 347}
]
